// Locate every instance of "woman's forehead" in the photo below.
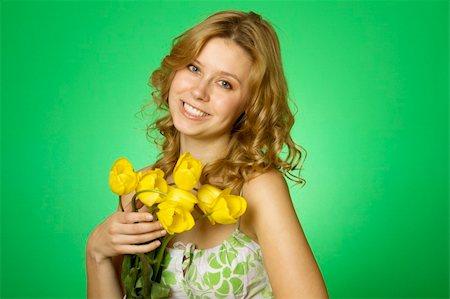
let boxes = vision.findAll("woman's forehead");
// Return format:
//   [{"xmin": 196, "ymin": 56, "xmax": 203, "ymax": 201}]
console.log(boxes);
[{"xmin": 194, "ymin": 37, "xmax": 252, "ymax": 80}]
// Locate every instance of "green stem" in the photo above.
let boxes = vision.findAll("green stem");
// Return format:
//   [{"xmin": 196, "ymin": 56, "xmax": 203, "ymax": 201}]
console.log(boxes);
[
  {"xmin": 152, "ymin": 234, "xmax": 174, "ymax": 282},
  {"xmin": 137, "ymin": 252, "xmax": 151, "ymax": 297},
  {"xmin": 118, "ymin": 195, "xmax": 124, "ymax": 212},
  {"xmin": 148, "ymin": 205, "xmax": 158, "ymax": 214},
  {"xmin": 130, "ymin": 189, "xmax": 168, "ymax": 213},
  {"xmin": 194, "ymin": 213, "xmax": 210, "ymax": 222},
  {"xmin": 135, "ymin": 189, "xmax": 169, "ymax": 197},
  {"xmin": 131, "ymin": 194, "xmax": 137, "ymax": 212}
]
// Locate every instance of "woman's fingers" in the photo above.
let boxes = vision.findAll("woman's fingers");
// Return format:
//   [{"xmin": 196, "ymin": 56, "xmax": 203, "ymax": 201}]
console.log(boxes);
[
  {"xmin": 110, "ymin": 213, "xmax": 164, "ymax": 236},
  {"xmin": 118, "ymin": 212, "xmax": 153, "ymax": 224},
  {"xmin": 117, "ymin": 221, "xmax": 163, "ymax": 235},
  {"xmin": 87, "ymin": 210, "xmax": 167, "ymax": 261},
  {"xmin": 111, "ymin": 230, "xmax": 167, "ymax": 246},
  {"xmin": 116, "ymin": 240, "xmax": 163, "ymax": 255}
]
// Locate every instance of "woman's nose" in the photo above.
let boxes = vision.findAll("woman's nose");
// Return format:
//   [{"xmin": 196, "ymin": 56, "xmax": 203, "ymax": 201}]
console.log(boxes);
[{"xmin": 191, "ymin": 79, "xmax": 210, "ymax": 102}]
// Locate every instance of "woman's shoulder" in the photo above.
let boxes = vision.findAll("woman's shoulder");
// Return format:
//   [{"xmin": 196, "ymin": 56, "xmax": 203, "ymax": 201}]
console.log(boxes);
[
  {"xmin": 243, "ymin": 168, "xmax": 289, "ymax": 200},
  {"xmin": 240, "ymin": 169, "xmax": 292, "ymax": 241}
]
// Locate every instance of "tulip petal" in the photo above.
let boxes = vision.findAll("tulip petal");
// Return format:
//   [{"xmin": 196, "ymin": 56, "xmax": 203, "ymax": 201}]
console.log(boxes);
[
  {"xmin": 209, "ymin": 198, "xmax": 236, "ymax": 225},
  {"xmin": 157, "ymin": 203, "xmax": 195, "ymax": 235},
  {"xmin": 173, "ymin": 152, "xmax": 202, "ymax": 190},
  {"xmin": 174, "ymin": 169, "xmax": 197, "ymax": 190},
  {"xmin": 135, "ymin": 170, "xmax": 169, "ymax": 207},
  {"xmin": 226, "ymin": 195, "xmax": 247, "ymax": 218},
  {"xmin": 109, "ymin": 158, "xmax": 138, "ymax": 195},
  {"xmin": 166, "ymin": 188, "xmax": 198, "ymax": 211},
  {"xmin": 198, "ymin": 184, "xmax": 221, "ymax": 207},
  {"xmin": 157, "ymin": 204, "xmax": 175, "ymax": 234}
]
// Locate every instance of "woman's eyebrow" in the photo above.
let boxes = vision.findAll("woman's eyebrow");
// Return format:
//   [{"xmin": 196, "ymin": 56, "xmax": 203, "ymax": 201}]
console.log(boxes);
[
  {"xmin": 193, "ymin": 59, "xmax": 242, "ymax": 85},
  {"xmin": 218, "ymin": 71, "xmax": 242, "ymax": 85}
]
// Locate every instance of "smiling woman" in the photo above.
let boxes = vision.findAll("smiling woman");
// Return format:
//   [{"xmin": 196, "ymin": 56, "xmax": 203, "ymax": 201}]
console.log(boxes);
[
  {"xmin": 168, "ymin": 38, "xmax": 251, "ymax": 141},
  {"xmin": 86, "ymin": 10, "xmax": 328, "ymax": 298}
]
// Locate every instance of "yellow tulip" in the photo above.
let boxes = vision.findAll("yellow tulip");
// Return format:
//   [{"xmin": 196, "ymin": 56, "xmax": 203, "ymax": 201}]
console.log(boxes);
[
  {"xmin": 197, "ymin": 184, "xmax": 247, "ymax": 225},
  {"xmin": 173, "ymin": 152, "xmax": 202, "ymax": 190},
  {"xmin": 136, "ymin": 169, "xmax": 168, "ymax": 207},
  {"xmin": 156, "ymin": 201, "xmax": 195, "ymax": 234},
  {"xmin": 109, "ymin": 158, "xmax": 138, "ymax": 195},
  {"xmin": 165, "ymin": 188, "xmax": 198, "ymax": 212},
  {"xmin": 196, "ymin": 184, "xmax": 221, "ymax": 210}
]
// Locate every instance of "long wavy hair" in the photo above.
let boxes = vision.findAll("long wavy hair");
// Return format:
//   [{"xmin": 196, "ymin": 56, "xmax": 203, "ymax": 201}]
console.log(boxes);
[{"xmin": 146, "ymin": 10, "xmax": 306, "ymax": 191}]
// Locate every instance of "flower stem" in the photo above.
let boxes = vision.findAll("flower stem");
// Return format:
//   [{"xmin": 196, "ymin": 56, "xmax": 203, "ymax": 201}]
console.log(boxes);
[
  {"xmin": 194, "ymin": 213, "xmax": 210, "ymax": 222},
  {"xmin": 131, "ymin": 196, "xmax": 137, "ymax": 212},
  {"xmin": 152, "ymin": 234, "xmax": 174, "ymax": 282},
  {"xmin": 135, "ymin": 189, "xmax": 169, "ymax": 197},
  {"xmin": 137, "ymin": 252, "xmax": 151, "ymax": 297},
  {"xmin": 130, "ymin": 189, "xmax": 168, "ymax": 213},
  {"xmin": 118, "ymin": 195, "xmax": 124, "ymax": 212}
]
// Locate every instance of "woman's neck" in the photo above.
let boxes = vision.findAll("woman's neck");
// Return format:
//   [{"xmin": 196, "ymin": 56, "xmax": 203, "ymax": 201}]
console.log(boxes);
[{"xmin": 179, "ymin": 134, "xmax": 230, "ymax": 164}]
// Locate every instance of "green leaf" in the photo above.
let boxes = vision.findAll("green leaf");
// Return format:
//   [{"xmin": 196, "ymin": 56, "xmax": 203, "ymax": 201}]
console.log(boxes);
[
  {"xmin": 131, "ymin": 286, "xmax": 142, "ymax": 298},
  {"xmin": 138, "ymin": 253, "xmax": 153, "ymax": 298},
  {"xmin": 132, "ymin": 254, "xmax": 140, "ymax": 268},
  {"xmin": 161, "ymin": 270, "xmax": 177, "ymax": 285},
  {"xmin": 124, "ymin": 267, "xmax": 139, "ymax": 297},
  {"xmin": 121, "ymin": 255, "xmax": 132, "ymax": 285},
  {"xmin": 135, "ymin": 276, "xmax": 143, "ymax": 288},
  {"xmin": 161, "ymin": 251, "xmax": 172, "ymax": 268},
  {"xmin": 150, "ymin": 281, "xmax": 171, "ymax": 299}
]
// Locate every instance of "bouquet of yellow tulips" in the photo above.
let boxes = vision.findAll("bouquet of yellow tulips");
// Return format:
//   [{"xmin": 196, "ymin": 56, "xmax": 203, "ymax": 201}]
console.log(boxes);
[{"xmin": 109, "ymin": 152, "xmax": 247, "ymax": 299}]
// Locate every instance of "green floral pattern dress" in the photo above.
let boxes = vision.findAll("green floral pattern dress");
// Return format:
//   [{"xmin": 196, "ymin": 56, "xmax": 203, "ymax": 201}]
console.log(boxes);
[{"xmin": 160, "ymin": 228, "xmax": 273, "ymax": 298}]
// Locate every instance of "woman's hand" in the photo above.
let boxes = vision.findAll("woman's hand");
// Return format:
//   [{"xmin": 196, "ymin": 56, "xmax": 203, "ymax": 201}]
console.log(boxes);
[{"xmin": 87, "ymin": 207, "xmax": 167, "ymax": 265}]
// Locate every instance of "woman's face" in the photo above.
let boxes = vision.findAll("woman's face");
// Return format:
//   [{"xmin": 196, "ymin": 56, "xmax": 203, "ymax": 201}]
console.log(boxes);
[{"xmin": 168, "ymin": 37, "xmax": 252, "ymax": 141}]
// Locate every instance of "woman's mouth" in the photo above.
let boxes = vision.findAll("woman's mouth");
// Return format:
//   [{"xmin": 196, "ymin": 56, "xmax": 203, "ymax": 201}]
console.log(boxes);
[{"xmin": 182, "ymin": 101, "xmax": 210, "ymax": 118}]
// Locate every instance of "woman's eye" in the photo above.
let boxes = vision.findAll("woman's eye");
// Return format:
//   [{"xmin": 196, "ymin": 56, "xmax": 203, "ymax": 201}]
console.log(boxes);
[
  {"xmin": 219, "ymin": 80, "xmax": 232, "ymax": 89},
  {"xmin": 188, "ymin": 64, "xmax": 199, "ymax": 73}
]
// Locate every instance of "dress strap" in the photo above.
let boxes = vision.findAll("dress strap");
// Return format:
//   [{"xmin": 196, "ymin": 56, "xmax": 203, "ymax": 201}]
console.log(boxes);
[{"xmin": 236, "ymin": 186, "xmax": 244, "ymax": 230}]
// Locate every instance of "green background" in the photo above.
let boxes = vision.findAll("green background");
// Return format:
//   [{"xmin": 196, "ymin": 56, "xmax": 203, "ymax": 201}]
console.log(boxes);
[{"xmin": 1, "ymin": 1, "xmax": 448, "ymax": 298}]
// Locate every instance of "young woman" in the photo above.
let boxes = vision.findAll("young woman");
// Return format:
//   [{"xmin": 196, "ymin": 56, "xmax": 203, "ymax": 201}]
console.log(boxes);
[{"xmin": 87, "ymin": 10, "xmax": 328, "ymax": 298}]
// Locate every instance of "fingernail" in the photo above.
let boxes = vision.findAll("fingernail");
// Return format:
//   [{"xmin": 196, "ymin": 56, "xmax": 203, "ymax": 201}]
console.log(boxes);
[
  {"xmin": 161, "ymin": 230, "xmax": 167, "ymax": 236},
  {"xmin": 147, "ymin": 214, "xmax": 153, "ymax": 221},
  {"xmin": 155, "ymin": 240, "xmax": 161, "ymax": 246}
]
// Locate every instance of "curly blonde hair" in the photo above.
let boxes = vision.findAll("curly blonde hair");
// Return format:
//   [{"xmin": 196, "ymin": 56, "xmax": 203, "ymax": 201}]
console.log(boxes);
[{"xmin": 147, "ymin": 10, "xmax": 305, "ymax": 191}]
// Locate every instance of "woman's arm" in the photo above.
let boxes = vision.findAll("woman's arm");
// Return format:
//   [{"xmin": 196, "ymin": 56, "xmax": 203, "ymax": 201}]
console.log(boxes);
[
  {"xmin": 241, "ymin": 170, "xmax": 328, "ymax": 298},
  {"xmin": 86, "ymin": 193, "xmax": 165, "ymax": 298}
]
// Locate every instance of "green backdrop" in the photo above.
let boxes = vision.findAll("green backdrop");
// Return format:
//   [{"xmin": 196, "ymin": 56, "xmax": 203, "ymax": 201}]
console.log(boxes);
[{"xmin": 1, "ymin": 1, "xmax": 448, "ymax": 298}]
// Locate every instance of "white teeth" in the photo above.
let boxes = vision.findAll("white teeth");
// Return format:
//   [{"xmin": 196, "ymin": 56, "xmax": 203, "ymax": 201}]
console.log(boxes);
[{"xmin": 184, "ymin": 102, "xmax": 208, "ymax": 117}]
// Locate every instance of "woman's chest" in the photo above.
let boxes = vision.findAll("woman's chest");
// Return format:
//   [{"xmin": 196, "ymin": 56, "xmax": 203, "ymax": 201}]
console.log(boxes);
[
  {"xmin": 168, "ymin": 219, "xmax": 236, "ymax": 249},
  {"xmin": 161, "ymin": 231, "xmax": 273, "ymax": 298}
]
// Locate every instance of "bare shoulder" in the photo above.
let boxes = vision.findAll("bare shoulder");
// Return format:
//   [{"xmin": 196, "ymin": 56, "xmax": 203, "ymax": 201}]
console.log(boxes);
[
  {"xmin": 243, "ymin": 169, "xmax": 294, "ymax": 217},
  {"xmin": 240, "ymin": 169, "xmax": 296, "ymax": 241},
  {"xmin": 242, "ymin": 169, "xmax": 329, "ymax": 297},
  {"xmin": 244, "ymin": 168, "xmax": 290, "ymax": 200}
]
